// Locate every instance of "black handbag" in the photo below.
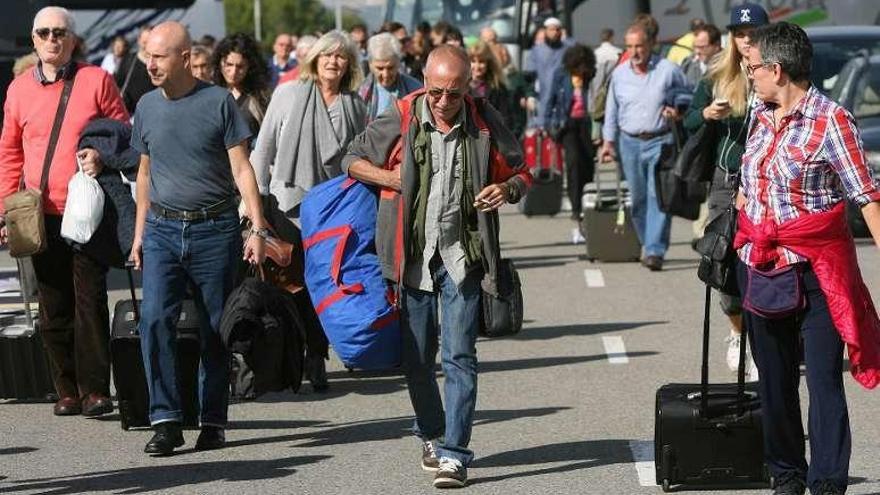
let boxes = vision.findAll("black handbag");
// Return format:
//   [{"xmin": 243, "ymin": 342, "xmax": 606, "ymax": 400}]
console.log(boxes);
[
  {"xmin": 656, "ymin": 124, "xmax": 706, "ymax": 220},
  {"xmin": 695, "ymin": 187, "xmax": 740, "ymax": 296},
  {"xmin": 479, "ymin": 258, "xmax": 523, "ymax": 338}
]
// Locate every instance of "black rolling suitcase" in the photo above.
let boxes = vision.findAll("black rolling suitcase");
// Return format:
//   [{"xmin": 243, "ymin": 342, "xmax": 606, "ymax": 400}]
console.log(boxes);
[
  {"xmin": 0, "ymin": 258, "xmax": 55, "ymax": 401},
  {"xmin": 110, "ymin": 268, "xmax": 200, "ymax": 430},
  {"xmin": 654, "ymin": 285, "xmax": 770, "ymax": 492},
  {"xmin": 518, "ymin": 130, "xmax": 563, "ymax": 216},
  {"xmin": 581, "ymin": 163, "xmax": 641, "ymax": 262}
]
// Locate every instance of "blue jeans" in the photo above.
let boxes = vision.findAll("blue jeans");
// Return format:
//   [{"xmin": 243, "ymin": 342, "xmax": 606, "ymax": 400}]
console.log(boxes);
[
  {"xmin": 618, "ymin": 133, "xmax": 672, "ymax": 257},
  {"xmin": 738, "ymin": 262, "xmax": 851, "ymax": 493},
  {"xmin": 140, "ymin": 209, "xmax": 241, "ymax": 427},
  {"xmin": 401, "ymin": 260, "xmax": 481, "ymax": 466}
]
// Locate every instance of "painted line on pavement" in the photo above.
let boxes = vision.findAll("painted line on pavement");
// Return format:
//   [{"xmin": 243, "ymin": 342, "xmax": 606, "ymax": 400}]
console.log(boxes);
[
  {"xmin": 602, "ymin": 336, "xmax": 629, "ymax": 364},
  {"xmin": 583, "ymin": 269, "xmax": 605, "ymax": 288},
  {"xmin": 629, "ymin": 440, "xmax": 657, "ymax": 487}
]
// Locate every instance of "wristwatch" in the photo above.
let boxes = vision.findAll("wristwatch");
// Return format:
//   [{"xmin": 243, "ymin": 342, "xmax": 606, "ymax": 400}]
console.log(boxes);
[{"xmin": 250, "ymin": 227, "xmax": 270, "ymax": 240}]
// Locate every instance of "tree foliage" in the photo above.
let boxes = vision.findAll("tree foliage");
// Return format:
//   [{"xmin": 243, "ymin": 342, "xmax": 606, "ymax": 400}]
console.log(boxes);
[{"xmin": 224, "ymin": 0, "xmax": 364, "ymax": 50}]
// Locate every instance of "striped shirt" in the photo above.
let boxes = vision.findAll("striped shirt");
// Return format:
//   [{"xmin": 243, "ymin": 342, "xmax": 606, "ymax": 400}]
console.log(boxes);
[{"xmin": 738, "ymin": 85, "xmax": 880, "ymax": 268}]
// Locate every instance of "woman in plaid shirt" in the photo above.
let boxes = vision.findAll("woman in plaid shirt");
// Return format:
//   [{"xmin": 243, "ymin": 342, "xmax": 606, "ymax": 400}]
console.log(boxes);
[{"xmin": 734, "ymin": 23, "xmax": 880, "ymax": 495}]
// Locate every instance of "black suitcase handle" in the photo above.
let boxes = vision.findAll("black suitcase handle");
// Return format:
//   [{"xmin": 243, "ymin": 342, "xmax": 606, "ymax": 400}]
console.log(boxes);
[
  {"xmin": 124, "ymin": 261, "xmax": 140, "ymax": 323},
  {"xmin": 700, "ymin": 284, "xmax": 749, "ymax": 417}
]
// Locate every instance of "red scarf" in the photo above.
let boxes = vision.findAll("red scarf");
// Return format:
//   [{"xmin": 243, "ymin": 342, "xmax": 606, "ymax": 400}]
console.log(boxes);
[{"xmin": 734, "ymin": 202, "xmax": 880, "ymax": 389}]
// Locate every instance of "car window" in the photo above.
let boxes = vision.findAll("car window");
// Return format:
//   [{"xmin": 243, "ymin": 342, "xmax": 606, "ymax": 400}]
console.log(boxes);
[
  {"xmin": 853, "ymin": 63, "xmax": 880, "ymax": 118},
  {"xmin": 811, "ymin": 39, "xmax": 880, "ymax": 93}
]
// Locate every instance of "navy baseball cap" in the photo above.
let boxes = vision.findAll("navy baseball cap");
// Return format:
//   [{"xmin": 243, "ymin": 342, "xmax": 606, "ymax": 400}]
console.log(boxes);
[{"xmin": 727, "ymin": 2, "xmax": 769, "ymax": 30}]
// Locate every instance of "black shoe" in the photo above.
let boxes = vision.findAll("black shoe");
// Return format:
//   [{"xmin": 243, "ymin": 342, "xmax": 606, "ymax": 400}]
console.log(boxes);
[
  {"xmin": 773, "ymin": 476, "xmax": 806, "ymax": 495},
  {"xmin": 642, "ymin": 255, "xmax": 664, "ymax": 271},
  {"xmin": 307, "ymin": 356, "xmax": 329, "ymax": 393},
  {"xmin": 194, "ymin": 426, "xmax": 226, "ymax": 451},
  {"xmin": 144, "ymin": 422, "xmax": 184, "ymax": 455},
  {"xmin": 814, "ymin": 480, "xmax": 845, "ymax": 495}
]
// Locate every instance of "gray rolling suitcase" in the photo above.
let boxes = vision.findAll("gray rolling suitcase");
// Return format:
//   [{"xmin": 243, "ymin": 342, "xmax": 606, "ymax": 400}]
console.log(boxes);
[
  {"xmin": 0, "ymin": 258, "xmax": 55, "ymax": 401},
  {"xmin": 580, "ymin": 163, "xmax": 641, "ymax": 262}
]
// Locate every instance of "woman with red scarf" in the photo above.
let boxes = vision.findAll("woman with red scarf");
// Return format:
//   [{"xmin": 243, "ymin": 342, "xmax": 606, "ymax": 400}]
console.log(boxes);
[{"xmin": 736, "ymin": 23, "xmax": 880, "ymax": 495}]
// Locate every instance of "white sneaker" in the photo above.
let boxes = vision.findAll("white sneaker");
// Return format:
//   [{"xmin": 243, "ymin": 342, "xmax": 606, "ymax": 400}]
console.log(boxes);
[
  {"xmin": 724, "ymin": 332, "xmax": 742, "ymax": 372},
  {"xmin": 433, "ymin": 457, "xmax": 467, "ymax": 488},
  {"xmin": 746, "ymin": 351, "xmax": 759, "ymax": 382},
  {"xmin": 421, "ymin": 439, "xmax": 440, "ymax": 472},
  {"xmin": 571, "ymin": 227, "xmax": 585, "ymax": 245}
]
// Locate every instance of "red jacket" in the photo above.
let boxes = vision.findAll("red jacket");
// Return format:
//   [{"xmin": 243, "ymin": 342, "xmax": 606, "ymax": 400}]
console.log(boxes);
[
  {"xmin": 0, "ymin": 63, "xmax": 129, "ymax": 215},
  {"xmin": 734, "ymin": 202, "xmax": 880, "ymax": 389}
]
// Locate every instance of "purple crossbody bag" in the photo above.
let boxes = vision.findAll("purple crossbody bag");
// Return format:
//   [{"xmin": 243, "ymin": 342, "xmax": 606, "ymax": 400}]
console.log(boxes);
[{"xmin": 742, "ymin": 263, "xmax": 805, "ymax": 319}]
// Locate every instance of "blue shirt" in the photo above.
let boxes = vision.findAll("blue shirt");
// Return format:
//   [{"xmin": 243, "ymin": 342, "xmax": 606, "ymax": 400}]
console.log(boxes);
[
  {"xmin": 267, "ymin": 56, "xmax": 296, "ymax": 88},
  {"xmin": 131, "ymin": 81, "xmax": 252, "ymax": 211},
  {"xmin": 602, "ymin": 55, "xmax": 688, "ymax": 142}
]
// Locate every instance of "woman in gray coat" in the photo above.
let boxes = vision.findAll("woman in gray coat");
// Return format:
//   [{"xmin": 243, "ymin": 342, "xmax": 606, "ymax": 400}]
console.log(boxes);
[{"xmin": 250, "ymin": 30, "xmax": 367, "ymax": 390}]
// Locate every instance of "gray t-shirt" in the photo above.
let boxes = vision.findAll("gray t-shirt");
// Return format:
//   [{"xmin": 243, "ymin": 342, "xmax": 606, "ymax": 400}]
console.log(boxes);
[{"xmin": 131, "ymin": 81, "xmax": 252, "ymax": 211}]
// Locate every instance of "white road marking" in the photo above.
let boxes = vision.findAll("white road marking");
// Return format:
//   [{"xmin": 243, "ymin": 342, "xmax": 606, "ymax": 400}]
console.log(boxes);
[
  {"xmin": 602, "ymin": 336, "xmax": 629, "ymax": 364},
  {"xmin": 583, "ymin": 269, "xmax": 605, "ymax": 288},
  {"xmin": 629, "ymin": 440, "xmax": 657, "ymax": 487}
]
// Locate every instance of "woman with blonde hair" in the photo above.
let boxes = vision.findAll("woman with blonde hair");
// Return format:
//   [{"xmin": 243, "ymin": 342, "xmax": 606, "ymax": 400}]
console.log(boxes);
[
  {"xmin": 683, "ymin": 3, "xmax": 769, "ymax": 380},
  {"xmin": 467, "ymin": 41, "xmax": 520, "ymax": 136},
  {"xmin": 250, "ymin": 30, "xmax": 367, "ymax": 391}
]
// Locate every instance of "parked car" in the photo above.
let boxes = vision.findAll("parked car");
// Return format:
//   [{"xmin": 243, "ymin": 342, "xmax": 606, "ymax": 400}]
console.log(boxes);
[{"xmin": 807, "ymin": 26, "xmax": 880, "ymax": 237}]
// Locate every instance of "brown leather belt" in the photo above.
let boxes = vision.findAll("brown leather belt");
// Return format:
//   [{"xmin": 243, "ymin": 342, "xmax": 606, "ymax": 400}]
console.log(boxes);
[
  {"xmin": 151, "ymin": 198, "xmax": 236, "ymax": 222},
  {"xmin": 624, "ymin": 129, "xmax": 669, "ymax": 140}
]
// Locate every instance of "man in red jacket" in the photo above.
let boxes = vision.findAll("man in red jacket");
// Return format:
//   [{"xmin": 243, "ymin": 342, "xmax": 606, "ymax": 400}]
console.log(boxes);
[{"xmin": 0, "ymin": 6, "xmax": 129, "ymax": 417}]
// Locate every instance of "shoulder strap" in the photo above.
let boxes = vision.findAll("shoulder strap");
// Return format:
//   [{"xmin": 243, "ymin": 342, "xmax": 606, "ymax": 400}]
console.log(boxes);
[
  {"xmin": 40, "ymin": 69, "xmax": 76, "ymax": 193},
  {"xmin": 119, "ymin": 54, "xmax": 138, "ymax": 100}
]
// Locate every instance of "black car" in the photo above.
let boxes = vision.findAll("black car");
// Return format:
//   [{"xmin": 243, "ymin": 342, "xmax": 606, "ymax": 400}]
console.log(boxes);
[{"xmin": 807, "ymin": 26, "xmax": 880, "ymax": 237}]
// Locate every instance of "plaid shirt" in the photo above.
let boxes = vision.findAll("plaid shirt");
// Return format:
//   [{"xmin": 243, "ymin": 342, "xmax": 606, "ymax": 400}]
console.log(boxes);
[{"xmin": 738, "ymin": 85, "xmax": 880, "ymax": 268}]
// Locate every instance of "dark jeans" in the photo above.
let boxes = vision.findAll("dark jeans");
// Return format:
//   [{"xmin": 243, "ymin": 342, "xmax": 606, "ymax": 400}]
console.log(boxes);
[
  {"xmin": 561, "ymin": 117, "xmax": 594, "ymax": 215},
  {"xmin": 32, "ymin": 214, "xmax": 110, "ymax": 399},
  {"xmin": 738, "ymin": 261, "xmax": 850, "ymax": 493},
  {"xmin": 140, "ymin": 209, "xmax": 240, "ymax": 426}
]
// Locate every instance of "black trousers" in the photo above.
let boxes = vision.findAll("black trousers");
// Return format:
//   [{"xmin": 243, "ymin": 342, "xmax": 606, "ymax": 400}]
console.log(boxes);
[
  {"xmin": 738, "ymin": 261, "xmax": 850, "ymax": 492},
  {"xmin": 560, "ymin": 117, "xmax": 594, "ymax": 216},
  {"xmin": 32, "ymin": 215, "xmax": 110, "ymax": 399}
]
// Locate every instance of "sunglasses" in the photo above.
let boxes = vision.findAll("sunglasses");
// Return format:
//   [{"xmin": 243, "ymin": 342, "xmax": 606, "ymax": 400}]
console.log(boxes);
[
  {"xmin": 34, "ymin": 28, "xmax": 69, "ymax": 40},
  {"xmin": 427, "ymin": 88, "xmax": 464, "ymax": 100}
]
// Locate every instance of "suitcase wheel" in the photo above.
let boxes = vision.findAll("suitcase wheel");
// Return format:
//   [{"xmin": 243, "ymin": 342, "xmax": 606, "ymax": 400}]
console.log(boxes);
[{"xmin": 661, "ymin": 478, "xmax": 671, "ymax": 492}]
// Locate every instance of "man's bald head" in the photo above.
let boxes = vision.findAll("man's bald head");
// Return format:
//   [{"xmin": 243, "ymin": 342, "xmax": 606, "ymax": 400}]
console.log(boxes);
[
  {"xmin": 425, "ymin": 45, "xmax": 471, "ymax": 83},
  {"xmin": 150, "ymin": 21, "xmax": 192, "ymax": 53},
  {"xmin": 146, "ymin": 21, "xmax": 195, "ymax": 94}
]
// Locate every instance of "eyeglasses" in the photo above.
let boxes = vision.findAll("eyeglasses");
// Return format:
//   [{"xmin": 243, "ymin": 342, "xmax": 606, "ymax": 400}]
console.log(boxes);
[
  {"xmin": 746, "ymin": 62, "xmax": 776, "ymax": 75},
  {"xmin": 426, "ymin": 87, "xmax": 464, "ymax": 100},
  {"xmin": 33, "ymin": 27, "xmax": 69, "ymax": 41}
]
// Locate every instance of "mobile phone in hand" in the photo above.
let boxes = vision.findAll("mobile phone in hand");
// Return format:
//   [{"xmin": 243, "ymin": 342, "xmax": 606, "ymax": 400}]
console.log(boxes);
[{"xmin": 714, "ymin": 98, "xmax": 730, "ymax": 107}]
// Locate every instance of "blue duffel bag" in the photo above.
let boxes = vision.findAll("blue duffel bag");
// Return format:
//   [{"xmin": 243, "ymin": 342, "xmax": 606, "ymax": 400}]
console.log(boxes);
[{"xmin": 300, "ymin": 175, "xmax": 400, "ymax": 369}]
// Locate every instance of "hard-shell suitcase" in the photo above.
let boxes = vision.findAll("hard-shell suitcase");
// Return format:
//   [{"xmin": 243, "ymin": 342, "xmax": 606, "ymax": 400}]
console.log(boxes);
[
  {"xmin": 581, "ymin": 163, "xmax": 641, "ymax": 262},
  {"xmin": 654, "ymin": 285, "xmax": 770, "ymax": 492},
  {"xmin": 518, "ymin": 129, "xmax": 563, "ymax": 216},
  {"xmin": 110, "ymin": 268, "xmax": 200, "ymax": 430},
  {"xmin": 0, "ymin": 259, "xmax": 54, "ymax": 401}
]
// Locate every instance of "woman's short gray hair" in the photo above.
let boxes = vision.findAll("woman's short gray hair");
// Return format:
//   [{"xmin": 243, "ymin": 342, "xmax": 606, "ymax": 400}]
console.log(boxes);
[
  {"xmin": 299, "ymin": 30, "xmax": 363, "ymax": 91},
  {"xmin": 33, "ymin": 6, "xmax": 76, "ymax": 35},
  {"xmin": 367, "ymin": 32, "xmax": 401, "ymax": 63}
]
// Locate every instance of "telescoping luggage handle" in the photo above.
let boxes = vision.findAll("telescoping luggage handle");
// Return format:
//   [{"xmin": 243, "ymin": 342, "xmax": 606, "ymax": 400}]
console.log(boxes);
[
  {"xmin": 124, "ymin": 261, "xmax": 140, "ymax": 323},
  {"xmin": 592, "ymin": 157, "xmax": 629, "ymax": 234},
  {"xmin": 686, "ymin": 284, "xmax": 752, "ymax": 417}
]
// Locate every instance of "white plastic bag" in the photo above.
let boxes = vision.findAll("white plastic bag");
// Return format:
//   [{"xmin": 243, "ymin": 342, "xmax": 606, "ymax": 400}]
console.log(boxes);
[{"xmin": 61, "ymin": 157, "xmax": 105, "ymax": 244}]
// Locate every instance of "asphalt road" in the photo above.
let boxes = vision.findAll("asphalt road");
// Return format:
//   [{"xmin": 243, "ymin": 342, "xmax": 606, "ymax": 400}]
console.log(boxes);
[{"xmin": 1, "ymin": 206, "xmax": 880, "ymax": 495}]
